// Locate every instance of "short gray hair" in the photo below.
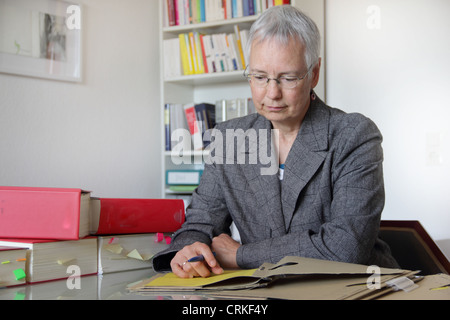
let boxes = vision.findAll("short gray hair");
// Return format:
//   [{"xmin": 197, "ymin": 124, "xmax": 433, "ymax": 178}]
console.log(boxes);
[{"xmin": 246, "ymin": 5, "xmax": 321, "ymax": 70}]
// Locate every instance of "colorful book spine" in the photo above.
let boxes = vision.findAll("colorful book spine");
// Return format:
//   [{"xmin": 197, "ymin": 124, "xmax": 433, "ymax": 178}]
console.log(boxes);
[
  {"xmin": 164, "ymin": 0, "xmax": 291, "ymax": 27},
  {"xmin": 234, "ymin": 24, "xmax": 246, "ymax": 68},
  {"xmin": 179, "ymin": 33, "xmax": 192, "ymax": 75}
]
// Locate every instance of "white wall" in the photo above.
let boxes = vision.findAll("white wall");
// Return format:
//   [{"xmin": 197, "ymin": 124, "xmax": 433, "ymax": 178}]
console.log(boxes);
[
  {"xmin": 325, "ymin": 0, "xmax": 450, "ymax": 257},
  {"xmin": 0, "ymin": 0, "xmax": 161, "ymax": 198}
]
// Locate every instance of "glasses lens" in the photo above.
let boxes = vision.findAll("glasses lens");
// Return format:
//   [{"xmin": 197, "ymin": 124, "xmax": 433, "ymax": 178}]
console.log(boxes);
[
  {"xmin": 244, "ymin": 71, "xmax": 305, "ymax": 89},
  {"xmin": 279, "ymin": 77, "xmax": 299, "ymax": 89},
  {"xmin": 251, "ymin": 75, "xmax": 268, "ymax": 87}
]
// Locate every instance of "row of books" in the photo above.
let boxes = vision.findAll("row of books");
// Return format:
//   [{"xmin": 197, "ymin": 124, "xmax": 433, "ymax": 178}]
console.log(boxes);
[
  {"xmin": 0, "ymin": 234, "xmax": 172, "ymax": 287},
  {"xmin": 0, "ymin": 186, "xmax": 185, "ymax": 287},
  {"xmin": 165, "ymin": 102, "xmax": 216, "ymax": 151},
  {"xmin": 215, "ymin": 97, "xmax": 256, "ymax": 122},
  {"xmin": 164, "ymin": 98, "xmax": 255, "ymax": 151},
  {"xmin": 163, "ymin": 27, "xmax": 249, "ymax": 78},
  {"xmin": 163, "ymin": 0, "xmax": 291, "ymax": 27}
]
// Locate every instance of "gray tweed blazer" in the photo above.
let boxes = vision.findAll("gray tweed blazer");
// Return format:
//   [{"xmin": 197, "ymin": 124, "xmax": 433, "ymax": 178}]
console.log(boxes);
[{"xmin": 153, "ymin": 97, "xmax": 398, "ymax": 271}]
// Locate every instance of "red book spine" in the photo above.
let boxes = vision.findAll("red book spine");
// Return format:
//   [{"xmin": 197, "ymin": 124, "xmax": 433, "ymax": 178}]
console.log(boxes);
[
  {"xmin": 91, "ymin": 198, "xmax": 185, "ymax": 235},
  {"xmin": 167, "ymin": 0, "xmax": 176, "ymax": 26}
]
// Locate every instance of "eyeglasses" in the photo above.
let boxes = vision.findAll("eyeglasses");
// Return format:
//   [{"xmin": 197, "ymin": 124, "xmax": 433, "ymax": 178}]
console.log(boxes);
[{"xmin": 243, "ymin": 65, "xmax": 312, "ymax": 89}]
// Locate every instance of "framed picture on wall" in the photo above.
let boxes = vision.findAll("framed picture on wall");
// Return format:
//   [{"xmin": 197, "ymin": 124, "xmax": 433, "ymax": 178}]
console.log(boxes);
[{"xmin": 0, "ymin": 0, "xmax": 82, "ymax": 82}]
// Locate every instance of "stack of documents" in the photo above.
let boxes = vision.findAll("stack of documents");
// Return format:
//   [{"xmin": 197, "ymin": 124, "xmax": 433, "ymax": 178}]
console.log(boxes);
[{"xmin": 127, "ymin": 256, "xmax": 431, "ymax": 300}]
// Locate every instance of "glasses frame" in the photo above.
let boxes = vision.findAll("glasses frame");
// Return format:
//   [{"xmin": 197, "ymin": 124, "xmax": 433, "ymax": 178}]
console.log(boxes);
[{"xmin": 243, "ymin": 65, "xmax": 313, "ymax": 89}]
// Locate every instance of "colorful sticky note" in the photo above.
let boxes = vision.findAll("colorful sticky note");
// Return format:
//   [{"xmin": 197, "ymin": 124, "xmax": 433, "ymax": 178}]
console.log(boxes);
[
  {"xmin": 155, "ymin": 233, "xmax": 164, "ymax": 243},
  {"xmin": 108, "ymin": 237, "xmax": 119, "ymax": 244},
  {"xmin": 105, "ymin": 243, "xmax": 123, "ymax": 254},
  {"xmin": 127, "ymin": 249, "xmax": 144, "ymax": 261},
  {"xmin": 57, "ymin": 258, "xmax": 77, "ymax": 266},
  {"xmin": 127, "ymin": 249, "xmax": 152, "ymax": 261},
  {"xmin": 13, "ymin": 268, "xmax": 26, "ymax": 281},
  {"xmin": 141, "ymin": 254, "xmax": 153, "ymax": 261}
]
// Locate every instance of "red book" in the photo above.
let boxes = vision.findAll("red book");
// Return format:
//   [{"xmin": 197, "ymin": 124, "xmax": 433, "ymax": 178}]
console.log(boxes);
[
  {"xmin": 184, "ymin": 103, "xmax": 203, "ymax": 150},
  {"xmin": 90, "ymin": 198, "xmax": 185, "ymax": 235},
  {"xmin": 0, "ymin": 186, "xmax": 91, "ymax": 240}
]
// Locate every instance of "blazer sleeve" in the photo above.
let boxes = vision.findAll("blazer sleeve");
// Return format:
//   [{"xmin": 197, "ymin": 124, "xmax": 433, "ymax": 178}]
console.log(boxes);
[
  {"xmin": 236, "ymin": 115, "xmax": 388, "ymax": 268},
  {"xmin": 152, "ymin": 152, "xmax": 233, "ymax": 271}
]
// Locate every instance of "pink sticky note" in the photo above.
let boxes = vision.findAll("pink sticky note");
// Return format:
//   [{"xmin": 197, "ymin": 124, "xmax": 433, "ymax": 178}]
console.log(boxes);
[{"xmin": 155, "ymin": 233, "xmax": 164, "ymax": 243}]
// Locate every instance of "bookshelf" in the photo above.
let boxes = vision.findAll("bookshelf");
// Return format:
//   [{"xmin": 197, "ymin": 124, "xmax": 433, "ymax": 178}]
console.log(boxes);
[{"xmin": 159, "ymin": 0, "xmax": 325, "ymax": 200}]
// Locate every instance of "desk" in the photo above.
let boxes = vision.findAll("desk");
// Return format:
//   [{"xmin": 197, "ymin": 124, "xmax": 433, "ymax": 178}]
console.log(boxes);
[{"xmin": 1, "ymin": 268, "xmax": 449, "ymax": 300}]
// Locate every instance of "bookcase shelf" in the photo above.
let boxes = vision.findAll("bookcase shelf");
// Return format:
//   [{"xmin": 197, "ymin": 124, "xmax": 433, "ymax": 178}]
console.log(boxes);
[
  {"xmin": 164, "ymin": 150, "xmax": 209, "ymax": 157},
  {"xmin": 165, "ymin": 70, "xmax": 245, "ymax": 86},
  {"xmin": 162, "ymin": 15, "xmax": 258, "ymax": 34},
  {"xmin": 159, "ymin": 0, "xmax": 325, "ymax": 201}
]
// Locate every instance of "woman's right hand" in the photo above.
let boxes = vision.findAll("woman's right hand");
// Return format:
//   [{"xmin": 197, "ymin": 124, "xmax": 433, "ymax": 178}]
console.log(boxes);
[{"xmin": 170, "ymin": 242, "xmax": 224, "ymax": 278}]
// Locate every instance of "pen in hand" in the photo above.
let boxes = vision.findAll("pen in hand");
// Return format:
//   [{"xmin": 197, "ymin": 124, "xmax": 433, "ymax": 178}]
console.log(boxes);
[{"xmin": 187, "ymin": 252, "xmax": 216, "ymax": 263}]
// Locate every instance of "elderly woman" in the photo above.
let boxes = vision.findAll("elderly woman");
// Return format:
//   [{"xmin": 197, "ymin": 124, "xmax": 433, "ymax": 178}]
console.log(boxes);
[{"xmin": 153, "ymin": 5, "xmax": 398, "ymax": 278}]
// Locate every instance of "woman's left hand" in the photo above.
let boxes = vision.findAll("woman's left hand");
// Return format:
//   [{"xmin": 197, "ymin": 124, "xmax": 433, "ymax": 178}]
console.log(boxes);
[{"xmin": 211, "ymin": 233, "xmax": 241, "ymax": 269}]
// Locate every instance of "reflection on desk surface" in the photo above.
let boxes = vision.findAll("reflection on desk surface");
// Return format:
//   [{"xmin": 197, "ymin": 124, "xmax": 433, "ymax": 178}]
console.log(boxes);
[{"xmin": 0, "ymin": 268, "xmax": 212, "ymax": 300}]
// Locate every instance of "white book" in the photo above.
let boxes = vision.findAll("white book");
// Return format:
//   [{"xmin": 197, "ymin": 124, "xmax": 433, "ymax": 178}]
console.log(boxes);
[{"xmin": 163, "ymin": 38, "xmax": 182, "ymax": 78}]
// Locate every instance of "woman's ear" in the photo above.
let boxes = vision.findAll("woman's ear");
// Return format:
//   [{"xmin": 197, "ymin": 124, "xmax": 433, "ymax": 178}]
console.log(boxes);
[{"xmin": 310, "ymin": 57, "xmax": 321, "ymax": 90}]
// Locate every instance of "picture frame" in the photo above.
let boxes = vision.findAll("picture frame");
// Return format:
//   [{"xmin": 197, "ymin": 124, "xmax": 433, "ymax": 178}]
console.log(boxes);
[{"xmin": 0, "ymin": 0, "xmax": 82, "ymax": 82}]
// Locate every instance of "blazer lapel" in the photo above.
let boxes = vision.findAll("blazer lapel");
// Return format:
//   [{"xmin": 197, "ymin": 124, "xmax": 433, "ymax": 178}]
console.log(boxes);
[
  {"xmin": 281, "ymin": 98, "xmax": 329, "ymax": 231},
  {"xmin": 237, "ymin": 116, "xmax": 286, "ymax": 237}
]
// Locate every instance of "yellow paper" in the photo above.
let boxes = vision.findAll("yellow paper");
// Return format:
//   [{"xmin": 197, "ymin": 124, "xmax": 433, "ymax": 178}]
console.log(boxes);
[{"xmin": 145, "ymin": 269, "xmax": 257, "ymax": 288}]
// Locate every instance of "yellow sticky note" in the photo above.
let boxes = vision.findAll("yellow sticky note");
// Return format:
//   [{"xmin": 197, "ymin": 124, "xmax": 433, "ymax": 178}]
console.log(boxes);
[
  {"xmin": 57, "ymin": 258, "xmax": 77, "ymax": 266},
  {"xmin": 141, "ymin": 254, "xmax": 153, "ymax": 261},
  {"xmin": 105, "ymin": 243, "xmax": 123, "ymax": 255},
  {"xmin": 127, "ymin": 249, "xmax": 143, "ymax": 261}
]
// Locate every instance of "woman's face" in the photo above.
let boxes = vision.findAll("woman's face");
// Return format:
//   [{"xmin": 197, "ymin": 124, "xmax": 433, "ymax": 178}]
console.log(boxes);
[{"xmin": 248, "ymin": 37, "xmax": 320, "ymax": 131}]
